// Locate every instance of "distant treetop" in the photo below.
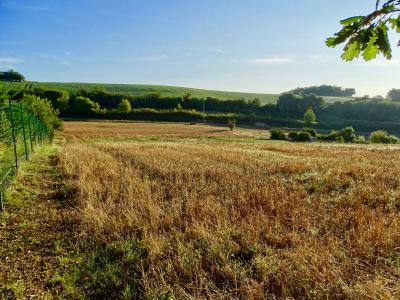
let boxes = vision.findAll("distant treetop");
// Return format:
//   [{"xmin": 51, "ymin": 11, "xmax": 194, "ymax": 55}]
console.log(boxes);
[
  {"xmin": 387, "ymin": 88, "xmax": 400, "ymax": 101},
  {"xmin": 0, "ymin": 70, "xmax": 25, "ymax": 82},
  {"xmin": 290, "ymin": 85, "xmax": 356, "ymax": 97}
]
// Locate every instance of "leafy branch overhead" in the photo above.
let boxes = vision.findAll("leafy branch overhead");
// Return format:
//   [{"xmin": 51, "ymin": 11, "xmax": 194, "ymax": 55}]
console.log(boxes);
[{"xmin": 327, "ymin": 0, "xmax": 400, "ymax": 61}]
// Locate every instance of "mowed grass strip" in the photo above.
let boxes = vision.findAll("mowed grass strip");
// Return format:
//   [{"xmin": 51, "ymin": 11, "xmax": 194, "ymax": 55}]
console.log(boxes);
[
  {"xmin": 56, "ymin": 131, "xmax": 400, "ymax": 299},
  {"xmin": 0, "ymin": 143, "xmax": 76, "ymax": 299}
]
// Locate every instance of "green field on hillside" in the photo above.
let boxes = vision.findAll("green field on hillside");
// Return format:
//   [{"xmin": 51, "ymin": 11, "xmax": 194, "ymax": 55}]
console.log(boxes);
[
  {"xmin": 5, "ymin": 82, "xmax": 279, "ymax": 104},
  {"xmin": 3, "ymin": 81, "xmax": 358, "ymax": 104}
]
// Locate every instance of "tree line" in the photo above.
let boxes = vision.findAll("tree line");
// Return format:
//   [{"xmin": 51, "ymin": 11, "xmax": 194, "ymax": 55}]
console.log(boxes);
[
  {"xmin": 0, "ymin": 70, "xmax": 25, "ymax": 82},
  {"xmin": 290, "ymin": 85, "xmax": 356, "ymax": 97},
  {"xmin": 4, "ymin": 82, "xmax": 400, "ymax": 133}
]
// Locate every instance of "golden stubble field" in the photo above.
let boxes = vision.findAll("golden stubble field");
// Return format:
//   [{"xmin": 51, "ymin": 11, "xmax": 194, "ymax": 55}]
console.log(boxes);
[{"xmin": 57, "ymin": 121, "xmax": 400, "ymax": 299}]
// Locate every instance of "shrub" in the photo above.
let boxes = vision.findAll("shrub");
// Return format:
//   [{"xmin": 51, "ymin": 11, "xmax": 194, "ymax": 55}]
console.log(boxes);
[
  {"xmin": 302, "ymin": 127, "xmax": 317, "ymax": 137},
  {"xmin": 69, "ymin": 96, "xmax": 105, "ymax": 115},
  {"xmin": 228, "ymin": 118, "xmax": 236, "ymax": 130},
  {"xmin": 22, "ymin": 95, "xmax": 62, "ymax": 132},
  {"xmin": 115, "ymin": 99, "xmax": 132, "ymax": 113},
  {"xmin": 270, "ymin": 128, "xmax": 287, "ymax": 140},
  {"xmin": 288, "ymin": 131, "xmax": 298, "ymax": 141},
  {"xmin": 369, "ymin": 130, "xmax": 399, "ymax": 144},
  {"xmin": 336, "ymin": 136, "xmax": 345, "ymax": 143},
  {"xmin": 296, "ymin": 131, "xmax": 312, "ymax": 142},
  {"xmin": 339, "ymin": 126, "xmax": 356, "ymax": 142},
  {"xmin": 354, "ymin": 135, "xmax": 367, "ymax": 144}
]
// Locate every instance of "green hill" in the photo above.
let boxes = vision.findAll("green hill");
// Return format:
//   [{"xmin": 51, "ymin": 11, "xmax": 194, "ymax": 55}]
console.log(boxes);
[
  {"xmin": 13, "ymin": 82, "xmax": 280, "ymax": 104},
  {"xmin": 3, "ymin": 81, "xmax": 358, "ymax": 104}
]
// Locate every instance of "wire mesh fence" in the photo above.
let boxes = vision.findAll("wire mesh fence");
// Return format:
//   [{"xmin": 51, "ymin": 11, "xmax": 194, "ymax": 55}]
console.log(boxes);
[{"xmin": 0, "ymin": 99, "xmax": 53, "ymax": 209}]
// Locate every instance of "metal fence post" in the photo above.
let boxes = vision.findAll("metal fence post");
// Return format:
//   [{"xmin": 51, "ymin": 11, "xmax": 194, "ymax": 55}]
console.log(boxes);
[
  {"xmin": 19, "ymin": 102, "xmax": 29, "ymax": 159},
  {"xmin": 8, "ymin": 99, "xmax": 18, "ymax": 171},
  {"xmin": 26, "ymin": 111, "xmax": 34, "ymax": 152}
]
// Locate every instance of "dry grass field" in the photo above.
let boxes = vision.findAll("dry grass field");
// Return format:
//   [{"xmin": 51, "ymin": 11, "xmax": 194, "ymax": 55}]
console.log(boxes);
[
  {"xmin": 54, "ymin": 121, "xmax": 400, "ymax": 299},
  {"xmin": 62, "ymin": 121, "xmax": 268, "ymax": 141}
]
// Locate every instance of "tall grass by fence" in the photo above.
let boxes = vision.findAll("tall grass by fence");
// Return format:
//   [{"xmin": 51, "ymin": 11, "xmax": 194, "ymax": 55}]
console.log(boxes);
[{"xmin": 0, "ymin": 99, "xmax": 52, "ymax": 209}]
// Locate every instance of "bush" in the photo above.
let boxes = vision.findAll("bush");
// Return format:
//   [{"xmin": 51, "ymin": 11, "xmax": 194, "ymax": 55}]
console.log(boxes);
[
  {"xmin": 270, "ymin": 128, "xmax": 287, "ymax": 140},
  {"xmin": 228, "ymin": 118, "xmax": 236, "ymax": 130},
  {"xmin": 354, "ymin": 135, "xmax": 367, "ymax": 144},
  {"xmin": 369, "ymin": 130, "xmax": 398, "ymax": 144},
  {"xmin": 296, "ymin": 131, "xmax": 312, "ymax": 142},
  {"xmin": 288, "ymin": 131, "xmax": 298, "ymax": 141},
  {"xmin": 68, "ymin": 96, "xmax": 105, "ymax": 115},
  {"xmin": 114, "ymin": 99, "xmax": 132, "ymax": 114},
  {"xmin": 302, "ymin": 127, "xmax": 317, "ymax": 137},
  {"xmin": 318, "ymin": 128, "xmax": 357, "ymax": 143},
  {"xmin": 339, "ymin": 126, "xmax": 356, "ymax": 142},
  {"xmin": 336, "ymin": 136, "xmax": 345, "ymax": 143},
  {"xmin": 22, "ymin": 95, "xmax": 62, "ymax": 132}
]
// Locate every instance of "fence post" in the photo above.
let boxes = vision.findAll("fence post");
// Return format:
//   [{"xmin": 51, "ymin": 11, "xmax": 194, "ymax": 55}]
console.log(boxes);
[
  {"xmin": 8, "ymin": 99, "xmax": 18, "ymax": 172},
  {"xmin": 26, "ymin": 111, "xmax": 34, "ymax": 152},
  {"xmin": 39, "ymin": 123, "xmax": 43, "ymax": 145},
  {"xmin": 19, "ymin": 102, "xmax": 29, "ymax": 159}
]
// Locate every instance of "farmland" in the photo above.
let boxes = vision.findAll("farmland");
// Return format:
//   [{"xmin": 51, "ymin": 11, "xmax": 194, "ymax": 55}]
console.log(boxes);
[
  {"xmin": 3, "ymin": 81, "xmax": 359, "ymax": 105},
  {"xmin": 4, "ymin": 82, "xmax": 281, "ymax": 104},
  {"xmin": 35, "ymin": 121, "xmax": 400, "ymax": 298}
]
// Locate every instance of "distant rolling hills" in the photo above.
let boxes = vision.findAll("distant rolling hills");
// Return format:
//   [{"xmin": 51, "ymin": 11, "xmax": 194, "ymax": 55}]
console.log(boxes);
[{"xmin": 3, "ymin": 81, "xmax": 356, "ymax": 104}]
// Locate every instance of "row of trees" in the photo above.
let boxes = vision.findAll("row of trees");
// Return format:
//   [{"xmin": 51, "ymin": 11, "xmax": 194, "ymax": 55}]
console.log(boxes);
[
  {"xmin": 5, "ymin": 84, "xmax": 400, "ymax": 133},
  {"xmin": 291, "ymin": 85, "xmax": 356, "ymax": 97}
]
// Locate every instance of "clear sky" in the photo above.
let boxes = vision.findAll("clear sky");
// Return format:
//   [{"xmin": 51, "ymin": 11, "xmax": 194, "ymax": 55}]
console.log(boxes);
[{"xmin": 1, "ymin": 0, "xmax": 400, "ymax": 96}]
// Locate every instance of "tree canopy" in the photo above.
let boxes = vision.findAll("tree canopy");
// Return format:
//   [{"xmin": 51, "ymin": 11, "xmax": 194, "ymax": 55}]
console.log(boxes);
[
  {"xmin": 327, "ymin": 0, "xmax": 400, "ymax": 61},
  {"xmin": 387, "ymin": 88, "xmax": 400, "ymax": 100},
  {"xmin": 0, "ymin": 70, "xmax": 25, "ymax": 82},
  {"xmin": 291, "ymin": 85, "xmax": 356, "ymax": 97}
]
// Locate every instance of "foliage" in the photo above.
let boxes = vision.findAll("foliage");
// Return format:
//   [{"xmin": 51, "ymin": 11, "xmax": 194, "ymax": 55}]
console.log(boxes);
[
  {"xmin": 0, "ymin": 70, "xmax": 25, "ymax": 82},
  {"xmin": 354, "ymin": 135, "xmax": 367, "ymax": 144},
  {"xmin": 324, "ymin": 98, "xmax": 400, "ymax": 123},
  {"xmin": 387, "ymin": 88, "xmax": 400, "ymax": 101},
  {"xmin": 228, "ymin": 118, "xmax": 236, "ymax": 130},
  {"xmin": 6, "ymin": 83, "xmax": 400, "ymax": 135},
  {"xmin": 303, "ymin": 106, "xmax": 317, "ymax": 125},
  {"xmin": 369, "ymin": 130, "xmax": 399, "ymax": 143},
  {"xmin": 270, "ymin": 128, "xmax": 287, "ymax": 140},
  {"xmin": 291, "ymin": 85, "xmax": 356, "ymax": 97},
  {"xmin": 288, "ymin": 131, "xmax": 298, "ymax": 141},
  {"xmin": 301, "ymin": 127, "xmax": 317, "ymax": 137},
  {"xmin": 288, "ymin": 130, "xmax": 313, "ymax": 142},
  {"xmin": 22, "ymin": 95, "xmax": 62, "ymax": 132},
  {"xmin": 68, "ymin": 96, "xmax": 105, "ymax": 115},
  {"xmin": 277, "ymin": 93, "xmax": 324, "ymax": 118},
  {"xmin": 0, "ymin": 110, "xmax": 12, "ymax": 145},
  {"xmin": 339, "ymin": 126, "xmax": 356, "ymax": 142},
  {"xmin": 327, "ymin": 0, "xmax": 400, "ymax": 61},
  {"xmin": 115, "ymin": 99, "xmax": 132, "ymax": 113},
  {"xmin": 296, "ymin": 131, "xmax": 312, "ymax": 142},
  {"xmin": 32, "ymin": 87, "xmax": 69, "ymax": 112}
]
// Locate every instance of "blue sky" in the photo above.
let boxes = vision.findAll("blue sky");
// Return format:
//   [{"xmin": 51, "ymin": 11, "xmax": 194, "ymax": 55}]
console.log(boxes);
[{"xmin": 1, "ymin": 0, "xmax": 400, "ymax": 96}]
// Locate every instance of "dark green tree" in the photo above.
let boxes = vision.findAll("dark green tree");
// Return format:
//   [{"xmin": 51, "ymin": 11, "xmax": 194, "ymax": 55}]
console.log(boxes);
[
  {"xmin": 69, "ymin": 96, "xmax": 103, "ymax": 115},
  {"xmin": 0, "ymin": 70, "xmax": 25, "ymax": 82},
  {"xmin": 327, "ymin": 1, "xmax": 400, "ymax": 61},
  {"xmin": 387, "ymin": 89, "xmax": 400, "ymax": 100}
]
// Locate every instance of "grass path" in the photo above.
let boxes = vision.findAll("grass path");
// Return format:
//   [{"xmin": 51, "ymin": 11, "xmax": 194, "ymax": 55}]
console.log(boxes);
[{"xmin": 0, "ymin": 142, "xmax": 75, "ymax": 299}]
